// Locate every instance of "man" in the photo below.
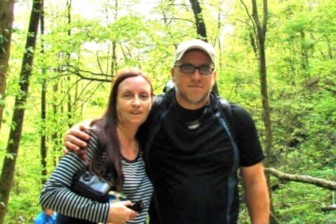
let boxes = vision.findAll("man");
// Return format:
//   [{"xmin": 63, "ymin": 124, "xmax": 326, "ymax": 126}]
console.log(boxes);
[{"xmin": 65, "ymin": 39, "xmax": 270, "ymax": 223}]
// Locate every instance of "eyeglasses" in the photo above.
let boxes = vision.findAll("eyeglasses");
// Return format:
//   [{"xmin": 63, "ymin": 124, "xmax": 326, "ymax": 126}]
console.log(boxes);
[{"xmin": 175, "ymin": 64, "xmax": 214, "ymax": 75}]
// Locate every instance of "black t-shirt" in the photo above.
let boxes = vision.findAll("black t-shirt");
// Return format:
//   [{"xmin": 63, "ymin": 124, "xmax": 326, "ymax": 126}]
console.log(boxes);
[{"xmin": 140, "ymin": 90, "xmax": 264, "ymax": 224}]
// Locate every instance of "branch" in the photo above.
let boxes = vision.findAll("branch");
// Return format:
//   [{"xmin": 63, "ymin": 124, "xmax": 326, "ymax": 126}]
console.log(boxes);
[
  {"xmin": 321, "ymin": 204, "xmax": 336, "ymax": 212},
  {"xmin": 67, "ymin": 65, "xmax": 112, "ymax": 82},
  {"xmin": 265, "ymin": 168, "xmax": 336, "ymax": 190}
]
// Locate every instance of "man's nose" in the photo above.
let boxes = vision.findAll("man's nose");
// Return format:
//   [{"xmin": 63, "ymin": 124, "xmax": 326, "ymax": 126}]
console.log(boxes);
[{"xmin": 191, "ymin": 68, "xmax": 202, "ymax": 80}]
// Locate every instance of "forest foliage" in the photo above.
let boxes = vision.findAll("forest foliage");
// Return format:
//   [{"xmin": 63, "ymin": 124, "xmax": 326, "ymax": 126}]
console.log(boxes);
[{"xmin": 0, "ymin": 0, "xmax": 335, "ymax": 223}]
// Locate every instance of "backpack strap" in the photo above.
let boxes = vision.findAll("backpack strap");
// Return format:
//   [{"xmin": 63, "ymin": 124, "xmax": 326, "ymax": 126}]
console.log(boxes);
[
  {"xmin": 216, "ymin": 97, "xmax": 236, "ymax": 142},
  {"xmin": 215, "ymin": 96, "xmax": 240, "ymax": 222},
  {"xmin": 215, "ymin": 96, "xmax": 239, "ymax": 169}
]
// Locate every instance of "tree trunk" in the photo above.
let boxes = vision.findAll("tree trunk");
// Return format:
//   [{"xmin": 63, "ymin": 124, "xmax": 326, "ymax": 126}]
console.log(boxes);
[
  {"xmin": 189, "ymin": 0, "xmax": 207, "ymax": 40},
  {"xmin": 0, "ymin": 0, "xmax": 42, "ymax": 222},
  {"xmin": 66, "ymin": 0, "xmax": 73, "ymax": 128},
  {"xmin": 39, "ymin": 0, "xmax": 47, "ymax": 184},
  {"xmin": 111, "ymin": 0, "xmax": 118, "ymax": 75},
  {"xmin": 299, "ymin": 30, "xmax": 310, "ymax": 82},
  {"xmin": 0, "ymin": 0, "xmax": 15, "ymax": 130},
  {"xmin": 249, "ymin": 0, "xmax": 279, "ymax": 223}
]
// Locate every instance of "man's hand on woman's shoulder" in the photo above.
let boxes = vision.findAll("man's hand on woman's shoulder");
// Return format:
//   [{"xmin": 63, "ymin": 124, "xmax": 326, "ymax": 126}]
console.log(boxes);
[{"xmin": 63, "ymin": 120, "xmax": 92, "ymax": 153}]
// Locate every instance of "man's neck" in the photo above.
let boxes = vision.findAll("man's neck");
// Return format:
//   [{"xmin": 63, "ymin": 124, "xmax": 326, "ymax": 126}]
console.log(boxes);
[{"xmin": 175, "ymin": 102, "xmax": 207, "ymax": 122}]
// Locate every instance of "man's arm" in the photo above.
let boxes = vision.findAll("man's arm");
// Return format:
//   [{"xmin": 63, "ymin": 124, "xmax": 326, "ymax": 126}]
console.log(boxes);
[
  {"xmin": 240, "ymin": 162, "xmax": 270, "ymax": 224},
  {"xmin": 64, "ymin": 120, "xmax": 92, "ymax": 151}
]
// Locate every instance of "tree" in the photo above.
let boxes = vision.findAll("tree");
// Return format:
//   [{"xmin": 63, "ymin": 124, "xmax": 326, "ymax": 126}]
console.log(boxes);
[
  {"xmin": 240, "ymin": 0, "xmax": 278, "ymax": 222},
  {"xmin": 189, "ymin": 0, "xmax": 207, "ymax": 40},
  {"xmin": 0, "ymin": 0, "xmax": 15, "ymax": 130},
  {"xmin": 39, "ymin": 0, "xmax": 47, "ymax": 183},
  {"xmin": 0, "ymin": 0, "xmax": 43, "ymax": 222}
]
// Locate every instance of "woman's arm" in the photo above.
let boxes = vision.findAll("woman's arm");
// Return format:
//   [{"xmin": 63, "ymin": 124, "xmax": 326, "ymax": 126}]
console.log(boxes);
[{"xmin": 40, "ymin": 152, "xmax": 111, "ymax": 223}]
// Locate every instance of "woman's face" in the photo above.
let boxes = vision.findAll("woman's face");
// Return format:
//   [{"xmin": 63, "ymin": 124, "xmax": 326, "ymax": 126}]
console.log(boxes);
[{"xmin": 116, "ymin": 76, "xmax": 152, "ymax": 126}]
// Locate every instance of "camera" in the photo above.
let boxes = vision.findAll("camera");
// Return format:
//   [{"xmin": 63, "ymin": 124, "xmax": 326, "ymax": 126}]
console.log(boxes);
[
  {"xmin": 72, "ymin": 171, "xmax": 111, "ymax": 202},
  {"xmin": 127, "ymin": 200, "xmax": 144, "ymax": 212},
  {"xmin": 79, "ymin": 172, "xmax": 111, "ymax": 194}
]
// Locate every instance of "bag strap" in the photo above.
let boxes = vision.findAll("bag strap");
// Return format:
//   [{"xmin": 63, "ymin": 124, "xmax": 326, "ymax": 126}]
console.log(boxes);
[
  {"xmin": 215, "ymin": 96, "xmax": 240, "ymax": 223},
  {"xmin": 216, "ymin": 96, "xmax": 237, "ymax": 143},
  {"xmin": 215, "ymin": 96, "xmax": 239, "ymax": 170}
]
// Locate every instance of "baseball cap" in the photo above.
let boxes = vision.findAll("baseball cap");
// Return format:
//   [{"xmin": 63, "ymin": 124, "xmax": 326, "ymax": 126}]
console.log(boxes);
[{"xmin": 173, "ymin": 39, "xmax": 215, "ymax": 65}]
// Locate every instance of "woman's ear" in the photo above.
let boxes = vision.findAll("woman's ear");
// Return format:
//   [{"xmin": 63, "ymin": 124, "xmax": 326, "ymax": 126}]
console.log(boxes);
[{"xmin": 171, "ymin": 67, "xmax": 175, "ymax": 82}]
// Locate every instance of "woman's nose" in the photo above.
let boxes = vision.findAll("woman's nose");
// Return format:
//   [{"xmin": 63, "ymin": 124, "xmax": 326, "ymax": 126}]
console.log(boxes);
[{"xmin": 132, "ymin": 96, "xmax": 141, "ymax": 106}]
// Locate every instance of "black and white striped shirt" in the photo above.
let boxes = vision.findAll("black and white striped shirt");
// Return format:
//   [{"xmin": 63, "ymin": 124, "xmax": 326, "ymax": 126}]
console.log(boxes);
[{"xmin": 40, "ymin": 130, "xmax": 153, "ymax": 223}]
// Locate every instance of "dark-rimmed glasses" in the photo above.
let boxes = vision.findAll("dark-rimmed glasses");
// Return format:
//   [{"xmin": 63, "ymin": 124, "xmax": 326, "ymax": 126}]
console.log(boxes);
[{"xmin": 174, "ymin": 64, "xmax": 214, "ymax": 75}]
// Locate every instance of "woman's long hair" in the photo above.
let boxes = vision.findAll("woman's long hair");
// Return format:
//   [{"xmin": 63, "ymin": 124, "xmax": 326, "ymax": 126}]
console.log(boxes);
[{"xmin": 90, "ymin": 68, "xmax": 153, "ymax": 192}]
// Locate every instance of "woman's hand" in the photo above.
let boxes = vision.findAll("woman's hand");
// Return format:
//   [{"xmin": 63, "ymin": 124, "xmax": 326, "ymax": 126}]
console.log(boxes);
[{"xmin": 107, "ymin": 201, "xmax": 138, "ymax": 224}]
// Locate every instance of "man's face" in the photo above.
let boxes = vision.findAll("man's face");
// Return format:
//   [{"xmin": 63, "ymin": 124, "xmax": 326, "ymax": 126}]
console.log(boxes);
[{"xmin": 172, "ymin": 49, "xmax": 216, "ymax": 110}]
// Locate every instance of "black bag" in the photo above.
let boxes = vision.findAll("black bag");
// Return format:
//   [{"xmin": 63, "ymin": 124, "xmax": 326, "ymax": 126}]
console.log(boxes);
[
  {"xmin": 71, "ymin": 170, "xmax": 112, "ymax": 203},
  {"xmin": 56, "ymin": 171, "xmax": 112, "ymax": 223}
]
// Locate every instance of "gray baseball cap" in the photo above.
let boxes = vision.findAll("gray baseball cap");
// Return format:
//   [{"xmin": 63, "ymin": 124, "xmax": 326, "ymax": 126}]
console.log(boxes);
[{"xmin": 173, "ymin": 39, "xmax": 215, "ymax": 65}]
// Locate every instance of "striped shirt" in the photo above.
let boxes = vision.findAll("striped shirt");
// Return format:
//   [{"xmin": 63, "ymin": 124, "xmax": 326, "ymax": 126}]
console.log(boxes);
[{"xmin": 40, "ymin": 130, "xmax": 153, "ymax": 223}]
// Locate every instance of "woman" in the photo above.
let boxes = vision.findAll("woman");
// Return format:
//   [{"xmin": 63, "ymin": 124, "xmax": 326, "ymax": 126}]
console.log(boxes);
[{"xmin": 40, "ymin": 68, "xmax": 154, "ymax": 223}]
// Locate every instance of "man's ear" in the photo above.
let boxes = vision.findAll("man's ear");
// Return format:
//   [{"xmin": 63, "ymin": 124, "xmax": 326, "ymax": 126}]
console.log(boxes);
[{"xmin": 212, "ymin": 70, "xmax": 217, "ymax": 86}]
